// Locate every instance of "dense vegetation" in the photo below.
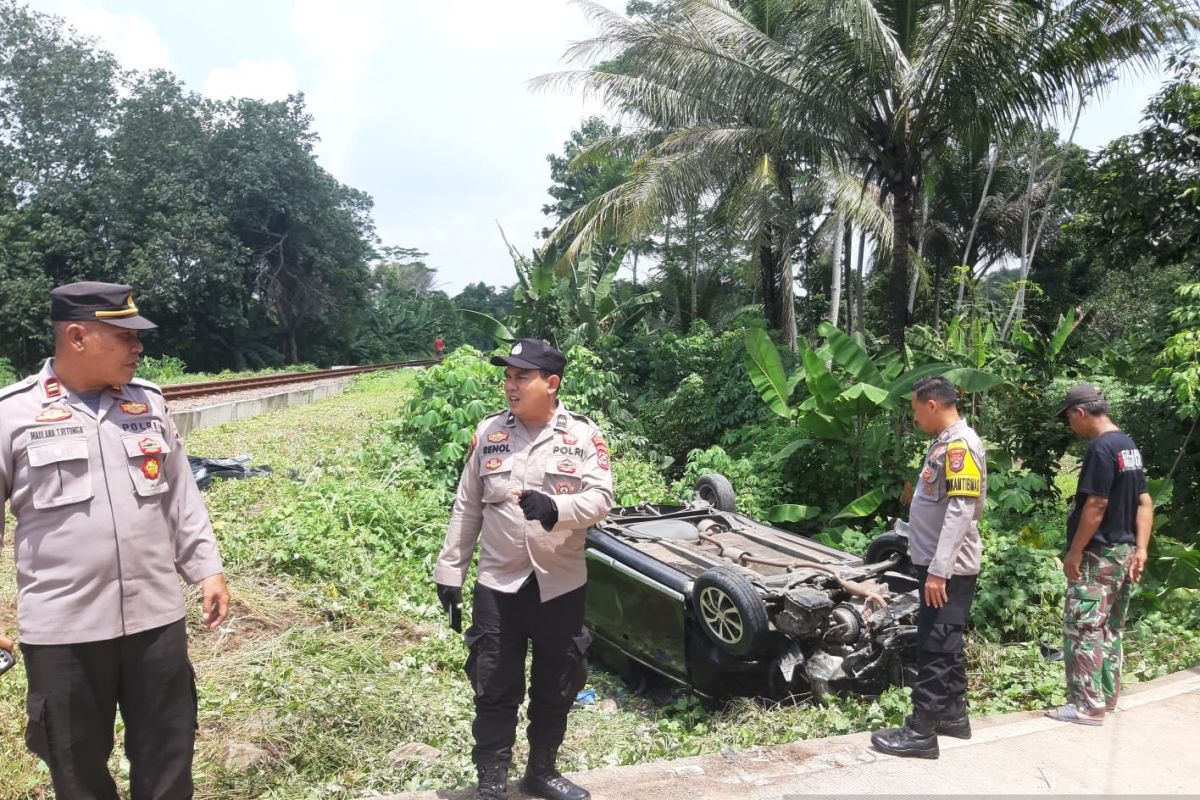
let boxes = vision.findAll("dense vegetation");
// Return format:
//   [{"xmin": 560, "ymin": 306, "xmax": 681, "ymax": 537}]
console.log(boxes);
[
  {"xmin": 2, "ymin": 0, "xmax": 1200, "ymax": 795},
  {"xmin": 4, "ymin": 372, "xmax": 1197, "ymax": 799}
]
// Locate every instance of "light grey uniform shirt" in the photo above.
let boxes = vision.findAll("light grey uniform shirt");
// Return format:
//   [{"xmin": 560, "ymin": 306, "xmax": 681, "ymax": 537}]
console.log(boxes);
[
  {"xmin": 907, "ymin": 419, "xmax": 986, "ymax": 578},
  {"xmin": 433, "ymin": 404, "xmax": 614, "ymax": 602},
  {"xmin": 0, "ymin": 360, "xmax": 224, "ymax": 645}
]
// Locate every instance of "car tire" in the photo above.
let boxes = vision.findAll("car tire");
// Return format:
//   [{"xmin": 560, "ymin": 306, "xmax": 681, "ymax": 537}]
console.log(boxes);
[
  {"xmin": 865, "ymin": 531, "xmax": 911, "ymax": 574},
  {"xmin": 694, "ymin": 473, "xmax": 737, "ymax": 511},
  {"xmin": 691, "ymin": 566, "xmax": 768, "ymax": 659}
]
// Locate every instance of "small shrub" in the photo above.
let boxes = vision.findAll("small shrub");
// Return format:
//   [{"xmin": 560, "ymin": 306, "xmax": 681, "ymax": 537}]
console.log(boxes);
[
  {"xmin": 670, "ymin": 445, "xmax": 787, "ymax": 519},
  {"xmin": 972, "ymin": 523, "xmax": 1065, "ymax": 643},
  {"xmin": 396, "ymin": 346, "xmax": 503, "ymax": 486},
  {"xmin": 136, "ymin": 354, "xmax": 189, "ymax": 384},
  {"xmin": 0, "ymin": 357, "xmax": 17, "ymax": 386}
]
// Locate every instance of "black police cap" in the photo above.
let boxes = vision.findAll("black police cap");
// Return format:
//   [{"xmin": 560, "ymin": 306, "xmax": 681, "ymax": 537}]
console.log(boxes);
[
  {"xmin": 50, "ymin": 282, "xmax": 157, "ymax": 330},
  {"xmin": 490, "ymin": 338, "xmax": 566, "ymax": 375}
]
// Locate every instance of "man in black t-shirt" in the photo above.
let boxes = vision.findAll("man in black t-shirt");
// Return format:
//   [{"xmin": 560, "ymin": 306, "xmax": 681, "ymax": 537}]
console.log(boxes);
[{"xmin": 1046, "ymin": 384, "xmax": 1153, "ymax": 726}]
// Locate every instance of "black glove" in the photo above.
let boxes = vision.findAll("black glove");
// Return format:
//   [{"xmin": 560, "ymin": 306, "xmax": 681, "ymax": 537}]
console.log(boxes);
[
  {"xmin": 436, "ymin": 583, "xmax": 463, "ymax": 633},
  {"xmin": 518, "ymin": 489, "xmax": 559, "ymax": 531}
]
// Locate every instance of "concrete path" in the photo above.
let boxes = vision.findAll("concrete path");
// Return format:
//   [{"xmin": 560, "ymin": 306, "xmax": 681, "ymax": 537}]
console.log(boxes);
[{"xmin": 387, "ymin": 668, "xmax": 1200, "ymax": 798}]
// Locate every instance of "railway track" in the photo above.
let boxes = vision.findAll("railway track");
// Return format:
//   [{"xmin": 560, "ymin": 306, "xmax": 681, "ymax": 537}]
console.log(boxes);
[{"xmin": 161, "ymin": 360, "xmax": 438, "ymax": 401}]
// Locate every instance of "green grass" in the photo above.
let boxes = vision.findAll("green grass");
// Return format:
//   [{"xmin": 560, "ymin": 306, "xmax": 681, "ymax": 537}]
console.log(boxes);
[{"xmin": 2, "ymin": 369, "xmax": 1198, "ymax": 799}]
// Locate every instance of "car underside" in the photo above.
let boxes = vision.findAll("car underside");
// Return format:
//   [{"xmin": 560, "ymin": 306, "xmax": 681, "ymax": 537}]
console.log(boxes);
[{"xmin": 585, "ymin": 498, "xmax": 920, "ymax": 702}]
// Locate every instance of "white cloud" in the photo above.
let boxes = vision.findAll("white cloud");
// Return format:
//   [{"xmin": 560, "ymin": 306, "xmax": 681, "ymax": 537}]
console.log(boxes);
[
  {"xmin": 60, "ymin": 2, "xmax": 172, "ymax": 73},
  {"xmin": 291, "ymin": 0, "xmax": 391, "ymax": 177},
  {"xmin": 201, "ymin": 59, "xmax": 299, "ymax": 103},
  {"xmin": 435, "ymin": 0, "xmax": 589, "ymax": 52}
]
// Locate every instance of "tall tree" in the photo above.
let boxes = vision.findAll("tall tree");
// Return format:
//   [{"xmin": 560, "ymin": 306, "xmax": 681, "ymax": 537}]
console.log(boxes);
[
  {"xmin": 0, "ymin": 0, "xmax": 119, "ymax": 367},
  {"xmin": 211, "ymin": 96, "xmax": 375, "ymax": 364},
  {"xmin": 540, "ymin": 0, "xmax": 1198, "ymax": 348}
]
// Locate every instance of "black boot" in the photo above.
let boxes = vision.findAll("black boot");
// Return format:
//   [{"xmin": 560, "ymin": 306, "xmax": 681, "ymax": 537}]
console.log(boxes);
[
  {"xmin": 870, "ymin": 710, "xmax": 940, "ymax": 759},
  {"xmin": 475, "ymin": 761, "xmax": 510, "ymax": 800},
  {"xmin": 937, "ymin": 701, "xmax": 972, "ymax": 740},
  {"xmin": 521, "ymin": 745, "xmax": 590, "ymax": 800}
]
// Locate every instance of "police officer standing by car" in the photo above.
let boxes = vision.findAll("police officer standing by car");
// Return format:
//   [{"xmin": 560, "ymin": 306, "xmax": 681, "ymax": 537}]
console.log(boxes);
[
  {"xmin": 871, "ymin": 376, "xmax": 985, "ymax": 759},
  {"xmin": 434, "ymin": 339, "xmax": 613, "ymax": 800},
  {"xmin": 0, "ymin": 282, "xmax": 229, "ymax": 799}
]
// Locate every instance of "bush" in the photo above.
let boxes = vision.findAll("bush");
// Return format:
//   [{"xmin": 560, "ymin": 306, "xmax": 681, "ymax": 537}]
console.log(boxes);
[
  {"xmin": 971, "ymin": 523, "xmax": 1065, "ymax": 643},
  {"xmin": 561, "ymin": 345, "xmax": 634, "ymax": 434},
  {"xmin": 669, "ymin": 445, "xmax": 787, "ymax": 519},
  {"xmin": 136, "ymin": 354, "xmax": 189, "ymax": 384},
  {"xmin": 396, "ymin": 346, "xmax": 504, "ymax": 486},
  {"xmin": 0, "ymin": 357, "xmax": 17, "ymax": 387},
  {"xmin": 615, "ymin": 324, "xmax": 770, "ymax": 464},
  {"xmin": 611, "ymin": 452, "xmax": 673, "ymax": 506},
  {"xmin": 221, "ymin": 436, "xmax": 453, "ymax": 615}
]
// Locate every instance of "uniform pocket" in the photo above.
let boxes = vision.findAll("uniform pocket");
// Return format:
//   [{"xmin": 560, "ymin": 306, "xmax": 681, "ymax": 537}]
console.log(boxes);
[
  {"xmin": 923, "ymin": 622, "xmax": 965, "ymax": 654},
  {"xmin": 544, "ymin": 458, "xmax": 583, "ymax": 497},
  {"xmin": 919, "ymin": 470, "xmax": 944, "ymax": 502},
  {"xmin": 121, "ymin": 433, "xmax": 171, "ymax": 497},
  {"xmin": 24, "ymin": 693, "xmax": 49, "ymax": 758},
  {"xmin": 1065, "ymin": 583, "xmax": 1103, "ymax": 631},
  {"xmin": 188, "ymin": 663, "xmax": 199, "ymax": 732},
  {"xmin": 463, "ymin": 628, "xmax": 495, "ymax": 696},
  {"xmin": 557, "ymin": 628, "xmax": 591, "ymax": 701},
  {"xmin": 27, "ymin": 439, "xmax": 93, "ymax": 509}
]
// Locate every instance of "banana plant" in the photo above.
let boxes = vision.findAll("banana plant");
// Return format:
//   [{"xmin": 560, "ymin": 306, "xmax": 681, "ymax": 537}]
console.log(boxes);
[
  {"xmin": 1009, "ymin": 307, "xmax": 1084, "ymax": 382},
  {"xmin": 561, "ymin": 246, "xmax": 660, "ymax": 348},
  {"xmin": 745, "ymin": 322, "xmax": 1004, "ymax": 524},
  {"xmin": 459, "ymin": 227, "xmax": 657, "ymax": 349}
]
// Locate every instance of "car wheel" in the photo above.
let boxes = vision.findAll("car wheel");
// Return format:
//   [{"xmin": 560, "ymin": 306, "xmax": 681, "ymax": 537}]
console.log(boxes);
[
  {"xmin": 865, "ymin": 531, "xmax": 912, "ymax": 574},
  {"xmin": 691, "ymin": 566, "xmax": 768, "ymax": 659},
  {"xmin": 694, "ymin": 473, "xmax": 737, "ymax": 511}
]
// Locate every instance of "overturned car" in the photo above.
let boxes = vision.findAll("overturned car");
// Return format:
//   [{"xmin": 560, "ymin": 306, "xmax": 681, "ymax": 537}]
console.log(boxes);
[{"xmin": 584, "ymin": 476, "xmax": 919, "ymax": 701}]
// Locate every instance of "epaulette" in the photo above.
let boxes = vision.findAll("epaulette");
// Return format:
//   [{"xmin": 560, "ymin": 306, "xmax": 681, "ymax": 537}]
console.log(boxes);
[
  {"xmin": 128, "ymin": 377, "xmax": 164, "ymax": 396},
  {"xmin": 481, "ymin": 409, "xmax": 507, "ymax": 422},
  {"xmin": 0, "ymin": 375, "xmax": 37, "ymax": 402},
  {"xmin": 567, "ymin": 410, "xmax": 598, "ymax": 428}
]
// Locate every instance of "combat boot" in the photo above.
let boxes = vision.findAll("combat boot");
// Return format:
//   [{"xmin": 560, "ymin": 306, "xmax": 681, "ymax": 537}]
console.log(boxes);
[
  {"xmin": 475, "ymin": 761, "xmax": 510, "ymax": 800},
  {"xmin": 870, "ymin": 710, "xmax": 940, "ymax": 759},
  {"xmin": 521, "ymin": 745, "xmax": 590, "ymax": 800},
  {"xmin": 937, "ymin": 701, "xmax": 972, "ymax": 740}
]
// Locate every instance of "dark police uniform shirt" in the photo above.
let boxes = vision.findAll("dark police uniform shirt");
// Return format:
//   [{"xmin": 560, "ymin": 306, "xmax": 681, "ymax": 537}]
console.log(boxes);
[{"xmin": 1068, "ymin": 430, "xmax": 1147, "ymax": 551}]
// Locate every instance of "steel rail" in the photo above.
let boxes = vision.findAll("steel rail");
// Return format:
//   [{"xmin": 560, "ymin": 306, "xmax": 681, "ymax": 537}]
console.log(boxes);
[{"xmin": 161, "ymin": 359, "xmax": 437, "ymax": 401}]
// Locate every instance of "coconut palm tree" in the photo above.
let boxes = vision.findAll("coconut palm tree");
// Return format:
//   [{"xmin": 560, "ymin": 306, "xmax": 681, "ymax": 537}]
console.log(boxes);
[{"xmin": 539, "ymin": 0, "xmax": 1199, "ymax": 347}]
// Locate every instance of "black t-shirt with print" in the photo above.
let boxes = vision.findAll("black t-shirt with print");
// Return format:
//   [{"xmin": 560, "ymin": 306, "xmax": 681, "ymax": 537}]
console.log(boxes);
[{"xmin": 1067, "ymin": 430, "xmax": 1148, "ymax": 550}]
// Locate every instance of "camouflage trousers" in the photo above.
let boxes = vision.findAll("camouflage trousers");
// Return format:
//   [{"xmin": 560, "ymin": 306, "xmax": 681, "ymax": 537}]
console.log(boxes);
[{"xmin": 1064, "ymin": 543, "xmax": 1134, "ymax": 712}]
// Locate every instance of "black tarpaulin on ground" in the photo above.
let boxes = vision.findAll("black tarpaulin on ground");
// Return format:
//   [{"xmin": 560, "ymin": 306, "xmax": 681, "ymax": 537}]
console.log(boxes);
[{"xmin": 188, "ymin": 455, "xmax": 272, "ymax": 490}]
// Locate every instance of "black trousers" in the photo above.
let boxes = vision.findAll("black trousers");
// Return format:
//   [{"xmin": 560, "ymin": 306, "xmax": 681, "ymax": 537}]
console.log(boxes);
[
  {"xmin": 465, "ymin": 575, "xmax": 589, "ymax": 765},
  {"xmin": 21, "ymin": 619, "xmax": 197, "ymax": 800},
  {"xmin": 910, "ymin": 567, "xmax": 977, "ymax": 717}
]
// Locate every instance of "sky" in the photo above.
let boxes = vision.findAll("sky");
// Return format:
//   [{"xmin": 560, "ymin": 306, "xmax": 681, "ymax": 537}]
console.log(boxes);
[{"xmin": 24, "ymin": 0, "xmax": 1175, "ymax": 294}]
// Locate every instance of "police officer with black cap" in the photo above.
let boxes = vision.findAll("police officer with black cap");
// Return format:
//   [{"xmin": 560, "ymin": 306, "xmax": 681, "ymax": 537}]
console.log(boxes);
[
  {"xmin": 434, "ymin": 339, "xmax": 614, "ymax": 800},
  {"xmin": 0, "ymin": 282, "xmax": 229, "ymax": 799}
]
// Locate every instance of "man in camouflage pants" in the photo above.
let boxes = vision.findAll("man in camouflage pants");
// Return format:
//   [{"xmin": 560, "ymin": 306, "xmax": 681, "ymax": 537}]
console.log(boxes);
[{"xmin": 1047, "ymin": 385, "xmax": 1153, "ymax": 725}]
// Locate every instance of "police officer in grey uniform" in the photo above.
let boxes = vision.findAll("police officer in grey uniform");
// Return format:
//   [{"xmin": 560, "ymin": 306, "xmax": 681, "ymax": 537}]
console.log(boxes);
[
  {"xmin": 0, "ymin": 282, "xmax": 229, "ymax": 799},
  {"xmin": 871, "ymin": 376, "xmax": 986, "ymax": 759},
  {"xmin": 434, "ymin": 339, "xmax": 613, "ymax": 800}
]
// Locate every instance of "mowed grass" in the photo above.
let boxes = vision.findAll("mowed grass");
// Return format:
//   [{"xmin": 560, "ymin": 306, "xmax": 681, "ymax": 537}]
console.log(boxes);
[{"xmin": 3, "ymin": 370, "xmax": 1199, "ymax": 799}]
